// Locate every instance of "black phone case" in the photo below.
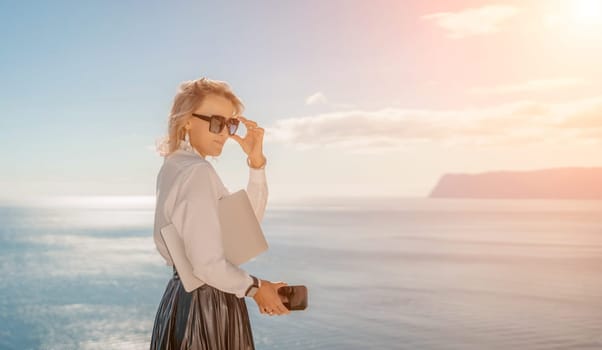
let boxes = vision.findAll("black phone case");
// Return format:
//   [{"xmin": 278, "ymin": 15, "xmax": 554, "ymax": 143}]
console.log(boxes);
[{"xmin": 277, "ymin": 285, "xmax": 308, "ymax": 311}]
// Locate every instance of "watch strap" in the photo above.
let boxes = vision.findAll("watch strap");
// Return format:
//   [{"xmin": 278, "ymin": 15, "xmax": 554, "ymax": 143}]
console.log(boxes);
[{"xmin": 245, "ymin": 275, "xmax": 260, "ymax": 297}]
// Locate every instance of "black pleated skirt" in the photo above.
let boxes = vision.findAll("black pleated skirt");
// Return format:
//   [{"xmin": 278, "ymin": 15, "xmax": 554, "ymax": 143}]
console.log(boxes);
[{"xmin": 150, "ymin": 267, "xmax": 256, "ymax": 350}]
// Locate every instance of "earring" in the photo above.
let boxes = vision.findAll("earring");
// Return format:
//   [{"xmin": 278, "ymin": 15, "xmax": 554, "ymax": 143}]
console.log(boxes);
[
  {"xmin": 181, "ymin": 129, "xmax": 205, "ymax": 158},
  {"xmin": 180, "ymin": 128, "xmax": 193, "ymax": 152}
]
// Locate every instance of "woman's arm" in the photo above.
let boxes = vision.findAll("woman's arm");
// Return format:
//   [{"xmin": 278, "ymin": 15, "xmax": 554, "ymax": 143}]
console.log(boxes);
[
  {"xmin": 246, "ymin": 166, "xmax": 268, "ymax": 223},
  {"xmin": 170, "ymin": 163, "xmax": 253, "ymax": 298}
]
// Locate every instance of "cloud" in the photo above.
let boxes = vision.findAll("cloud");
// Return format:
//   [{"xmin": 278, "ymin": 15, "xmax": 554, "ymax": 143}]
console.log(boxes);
[
  {"xmin": 305, "ymin": 92, "xmax": 328, "ymax": 105},
  {"xmin": 331, "ymin": 102, "xmax": 356, "ymax": 109},
  {"xmin": 422, "ymin": 4, "xmax": 520, "ymax": 39},
  {"xmin": 469, "ymin": 78, "xmax": 586, "ymax": 95},
  {"xmin": 305, "ymin": 92, "xmax": 356, "ymax": 109},
  {"xmin": 263, "ymin": 96, "xmax": 602, "ymax": 154},
  {"xmin": 559, "ymin": 98, "xmax": 602, "ymax": 128}
]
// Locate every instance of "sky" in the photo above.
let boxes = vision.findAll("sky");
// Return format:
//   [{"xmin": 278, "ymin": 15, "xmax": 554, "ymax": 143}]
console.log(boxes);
[{"xmin": 1, "ymin": 0, "xmax": 601, "ymax": 204}]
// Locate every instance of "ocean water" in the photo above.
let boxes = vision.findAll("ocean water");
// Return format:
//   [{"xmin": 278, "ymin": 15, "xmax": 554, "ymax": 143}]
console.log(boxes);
[{"xmin": 1, "ymin": 197, "xmax": 601, "ymax": 350}]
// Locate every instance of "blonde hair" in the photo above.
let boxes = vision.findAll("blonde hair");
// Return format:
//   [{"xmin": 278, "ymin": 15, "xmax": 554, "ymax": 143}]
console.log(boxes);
[{"xmin": 155, "ymin": 77, "xmax": 245, "ymax": 157}]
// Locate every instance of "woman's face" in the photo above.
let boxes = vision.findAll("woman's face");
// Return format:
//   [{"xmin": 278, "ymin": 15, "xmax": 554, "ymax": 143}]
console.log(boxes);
[{"xmin": 186, "ymin": 94, "xmax": 238, "ymax": 158}]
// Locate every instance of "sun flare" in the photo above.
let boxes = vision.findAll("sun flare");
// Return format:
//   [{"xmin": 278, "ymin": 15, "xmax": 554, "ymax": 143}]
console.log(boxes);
[{"xmin": 572, "ymin": 0, "xmax": 602, "ymax": 25}]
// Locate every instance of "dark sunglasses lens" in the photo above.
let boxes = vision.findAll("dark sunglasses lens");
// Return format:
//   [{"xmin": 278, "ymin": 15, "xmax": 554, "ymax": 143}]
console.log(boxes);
[
  {"xmin": 228, "ymin": 119, "xmax": 239, "ymax": 135},
  {"xmin": 210, "ymin": 116, "xmax": 225, "ymax": 134}
]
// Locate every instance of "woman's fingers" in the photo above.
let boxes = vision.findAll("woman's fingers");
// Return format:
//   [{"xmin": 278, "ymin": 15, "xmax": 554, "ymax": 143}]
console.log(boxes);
[
  {"xmin": 268, "ymin": 300, "xmax": 290, "ymax": 315},
  {"xmin": 253, "ymin": 127, "xmax": 264, "ymax": 137},
  {"xmin": 274, "ymin": 283, "xmax": 290, "ymax": 315},
  {"xmin": 254, "ymin": 280, "xmax": 290, "ymax": 316},
  {"xmin": 275, "ymin": 302, "xmax": 290, "ymax": 315},
  {"xmin": 238, "ymin": 115, "xmax": 258, "ymax": 128},
  {"xmin": 237, "ymin": 115, "xmax": 255, "ymax": 123},
  {"xmin": 258, "ymin": 303, "xmax": 286, "ymax": 316},
  {"xmin": 265, "ymin": 304, "xmax": 279, "ymax": 316}
]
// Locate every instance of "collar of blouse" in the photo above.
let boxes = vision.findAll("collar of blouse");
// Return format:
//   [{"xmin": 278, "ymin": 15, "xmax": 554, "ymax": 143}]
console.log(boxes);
[{"xmin": 178, "ymin": 138, "xmax": 206, "ymax": 159}]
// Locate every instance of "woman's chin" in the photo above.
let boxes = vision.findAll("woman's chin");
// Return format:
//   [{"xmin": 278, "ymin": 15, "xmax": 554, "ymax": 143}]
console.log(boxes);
[{"xmin": 211, "ymin": 148, "xmax": 223, "ymax": 156}]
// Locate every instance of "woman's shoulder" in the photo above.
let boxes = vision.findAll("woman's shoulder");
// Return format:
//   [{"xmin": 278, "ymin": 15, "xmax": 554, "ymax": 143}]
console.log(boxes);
[
  {"xmin": 162, "ymin": 149, "xmax": 206, "ymax": 168},
  {"xmin": 163, "ymin": 151, "xmax": 223, "ymax": 186}
]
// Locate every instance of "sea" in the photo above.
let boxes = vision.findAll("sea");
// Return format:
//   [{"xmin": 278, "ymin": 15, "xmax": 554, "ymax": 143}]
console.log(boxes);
[{"xmin": 1, "ymin": 196, "xmax": 601, "ymax": 350}]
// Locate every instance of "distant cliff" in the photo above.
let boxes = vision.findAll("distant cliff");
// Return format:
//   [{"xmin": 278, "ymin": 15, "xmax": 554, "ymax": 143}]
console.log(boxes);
[{"xmin": 428, "ymin": 167, "xmax": 602, "ymax": 199}]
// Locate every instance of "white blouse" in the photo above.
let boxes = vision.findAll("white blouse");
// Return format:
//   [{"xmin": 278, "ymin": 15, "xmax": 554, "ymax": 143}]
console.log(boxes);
[{"xmin": 152, "ymin": 140, "xmax": 268, "ymax": 298}]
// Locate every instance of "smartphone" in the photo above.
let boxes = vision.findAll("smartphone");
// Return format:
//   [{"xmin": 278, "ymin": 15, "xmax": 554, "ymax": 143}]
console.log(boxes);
[{"xmin": 277, "ymin": 285, "xmax": 308, "ymax": 311}]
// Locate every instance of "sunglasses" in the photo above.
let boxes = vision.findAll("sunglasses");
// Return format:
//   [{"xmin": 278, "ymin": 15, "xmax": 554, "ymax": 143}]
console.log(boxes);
[{"xmin": 191, "ymin": 113, "xmax": 240, "ymax": 135}]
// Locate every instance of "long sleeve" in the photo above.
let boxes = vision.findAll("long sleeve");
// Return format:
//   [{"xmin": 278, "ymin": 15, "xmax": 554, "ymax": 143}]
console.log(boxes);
[
  {"xmin": 246, "ymin": 167, "xmax": 269, "ymax": 223},
  {"xmin": 170, "ymin": 163, "xmax": 253, "ymax": 298}
]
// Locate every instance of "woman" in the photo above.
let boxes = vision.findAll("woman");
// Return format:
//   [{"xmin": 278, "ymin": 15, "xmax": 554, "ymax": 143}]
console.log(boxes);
[{"xmin": 150, "ymin": 77, "xmax": 290, "ymax": 350}]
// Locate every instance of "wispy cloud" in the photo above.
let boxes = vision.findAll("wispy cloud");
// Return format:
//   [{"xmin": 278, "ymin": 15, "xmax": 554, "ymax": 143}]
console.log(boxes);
[
  {"xmin": 469, "ymin": 78, "xmax": 586, "ymax": 95},
  {"xmin": 264, "ymin": 97, "xmax": 602, "ymax": 154},
  {"xmin": 331, "ymin": 102, "xmax": 356, "ymax": 109},
  {"xmin": 305, "ymin": 91, "xmax": 356, "ymax": 109},
  {"xmin": 422, "ymin": 4, "xmax": 520, "ymax": 39},
  {"xmin": 305, "ymin": 92, "xmax": 328, "ymax": 105}
]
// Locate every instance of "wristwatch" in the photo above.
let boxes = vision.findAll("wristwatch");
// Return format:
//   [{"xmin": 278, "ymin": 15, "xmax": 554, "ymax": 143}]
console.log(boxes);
[{"xmin": 245, "ymin": 275, "xmax": 261, "ymax": 297}]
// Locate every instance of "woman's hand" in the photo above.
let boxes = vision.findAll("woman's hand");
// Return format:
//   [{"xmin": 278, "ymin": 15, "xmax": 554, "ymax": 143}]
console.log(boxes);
[
  {"xmin": 252, "ymin": 279, "xmax": 290, "ymax": 316},
  {"xmin": 229, "ymin": 116, "xmax": 266, "ymax": 168}
]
